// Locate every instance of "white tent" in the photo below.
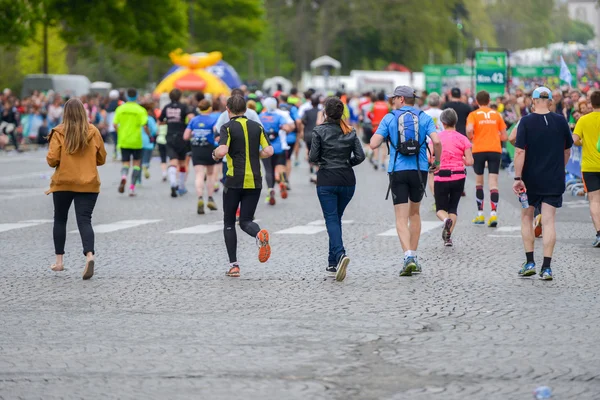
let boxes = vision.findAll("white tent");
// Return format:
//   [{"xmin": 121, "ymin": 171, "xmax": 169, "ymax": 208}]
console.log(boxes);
[
  {"xmin": 262, "ymin": 76, "xmax": 293, "ymax": 95},
  {"xmin": 310, "ymin": 55, "xmax": 342, "ymax": 70}
]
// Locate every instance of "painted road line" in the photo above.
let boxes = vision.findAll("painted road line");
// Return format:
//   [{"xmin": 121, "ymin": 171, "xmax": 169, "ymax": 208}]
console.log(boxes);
[
  {"xmin": 0, "ymin": 223, "xmax": 41, "ymax": 233},
  {"xmin": 71, "ymin": 219, "xmax": 161, "ymax": 234},
  {"xmin": 275, "ymin": 225, "xmax": 327, "ymax": 235},
  {"xmin": 306, "ymin": 220, "xmax": 354, "ymax": 226},
  {"xmin": 169, "ymin": 224, "xmax": 223, "ymax": 234},
  {"xmin": 496, "ymin": 226, "xmax": 521, "ymax": 232},
  {"xmin": 488, "ymin": 234, "xmax": 521, "ymax": 238},
  {"xmin": 0, "ymin": 171, "xmax": 50, "ymax": 183},
  {"xmin": 378, "ymin": 221, "xmax": 443, "ymax": 237}
]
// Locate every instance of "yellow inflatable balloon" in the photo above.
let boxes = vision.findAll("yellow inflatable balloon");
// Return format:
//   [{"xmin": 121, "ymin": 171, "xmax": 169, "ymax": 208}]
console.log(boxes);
[{"xmin": 169, "ymin": 49, "xmax": 222, "ymax": 70}]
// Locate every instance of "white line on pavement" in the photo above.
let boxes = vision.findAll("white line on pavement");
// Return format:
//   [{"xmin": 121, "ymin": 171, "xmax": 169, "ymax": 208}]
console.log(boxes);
[
  {"xmin": 306, "ymin": 220, "xmax": 354, "ymax": 226},
  {"xmin": 496, "ymin": 226, "xmax": 521, "ymax": 232},
  {"xmin": 488, "ymin": 234, "xmax": 521, "ymax": 238},
  {"xmin": 378, "ymin": 221, "xmax": 443, "ymax": 237},
  {"xmin": 275, "ymin": 225, "xmax": 327, "ymax": 235},
  {"xmin": 0, "ymin": 171, "xmax": 50, "ymax": 183},
  {"xmin": 71, "ymin": 219, "xmax": 161, "ymax": 234}
]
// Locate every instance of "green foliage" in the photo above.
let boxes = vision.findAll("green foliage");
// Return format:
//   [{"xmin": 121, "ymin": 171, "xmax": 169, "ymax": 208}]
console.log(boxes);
[
  {"xmin": 17, "ymin": 25, "xmax": 68, "ymax": 75},
  {"xmin": 562, "ymin": 20, "xmax": 595, "ymax": 44}
]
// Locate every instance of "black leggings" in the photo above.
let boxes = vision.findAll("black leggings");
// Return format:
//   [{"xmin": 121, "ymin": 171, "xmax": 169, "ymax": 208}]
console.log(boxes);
[
  {"xmin": 262, "ymin": 158, "xmax": 275, "ymax": 189},
  {"xmin": 434, "ymin": 179, "xmax": 465, "ymax": 215},
  {"xmin": 158, "ymin": 143, "xmax": 167, "ymax": 163},
  {"xmin": 223, "ymin": 187, "xmax": 261, "ymax": 263},
  {"xmin": 53, "ymin": 192, "xmax": 98, "ymax": 255}
]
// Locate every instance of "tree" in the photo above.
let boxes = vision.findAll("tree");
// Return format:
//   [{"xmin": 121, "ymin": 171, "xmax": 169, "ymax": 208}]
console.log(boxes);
[{"xmin": 562, "ymin": 20, "xmax": 595, "ymax": 44}]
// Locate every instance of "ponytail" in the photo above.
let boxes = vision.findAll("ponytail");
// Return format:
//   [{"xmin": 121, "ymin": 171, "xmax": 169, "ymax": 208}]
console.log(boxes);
[{"xmin": 339, "ymin": 118, "xmax": 352, "ymax": 135}]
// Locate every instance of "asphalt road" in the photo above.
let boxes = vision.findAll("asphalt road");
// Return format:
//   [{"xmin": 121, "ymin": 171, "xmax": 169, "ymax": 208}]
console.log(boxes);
[{"xmin": 1, "ymin": 147, "xmax": 599, "ymax": 400}]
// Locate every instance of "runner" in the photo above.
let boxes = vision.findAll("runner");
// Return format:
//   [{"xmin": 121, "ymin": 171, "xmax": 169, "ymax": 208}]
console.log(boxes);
[
  {"xmin": 278, "ymin": 94, "xmax": 298, "ymax": 190},
  {"xmin": 309, "ymin": 97, "xmax": 365, "ymax": 281},
  {"xmin": 433, "ymin": 109, "xmax": 473, "ymax": 246},
  {"xmin": 140, "ymin": 102, "xmax": 157, "ymax": 183},
  {"xmin": 45, "ymin": 98, "xmax": 107, "ymax": 280},
  {"xmin": 370, "ymin": 86, "xmax": 441, "ymax": 276},
  {"xmin": 513, "ymin": 87, "xmax": 573, "ymax": 280},
  {"xmin": 301, "ymin": 95, "xmax": 321, "ymax": 184},
  {"xmin": 466, "ymin": 90, "xmax": 508, "ymax": 227},
  {"xmin": 183, "ymin": 99, "xmax": 219, "ymax": 214},
  {"xmin": 159, "ymin": 89, "xmax": 195, "ymax": 198},
  {"xmin": 259, "ymin": 97, "xmax": 291, "ymax": 205},
  {"xmin": 369, "ymin": 92, "xmax": 391, "ymax": 170},
  {"xmin": 424, "ymin": 93, "xmax": 444, "ymax": 201},
  {"xmin": 155, "ymin": 109, "xmax": 168, "ymax": 182},
  {"xmin": 359, "ymin": 93, "xmax": 374, "ymax": 155},
  {"xmin": 443, "ymin": 88, "xmax": 472, "ymax": 136},
  {"xmin": 572, "ymin": 90, "xmax": 600, "ymax": 247},
  {"xmin": 210, "ymin": 99, "xmax": 224, "ymax": 192},
  {"xmin": 113, "ymin": 88, "xmax": 148, "ymax": 197},
  {"xmin": 212, "ymin": 95, "xmax": 273, "ymax": 277}
]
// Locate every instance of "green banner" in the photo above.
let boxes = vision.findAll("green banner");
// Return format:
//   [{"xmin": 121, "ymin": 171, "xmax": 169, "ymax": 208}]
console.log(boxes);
[
  {"xmin": 510, "ymin": 65, "xmax": 577, "ymax": 85},
  {"xmin": 475, "ymin": 51, "xmax": 507, "ymax": 98},
  {"xmin": 423, "ymin": 65, "xmax": 473, "ymax": 94}
]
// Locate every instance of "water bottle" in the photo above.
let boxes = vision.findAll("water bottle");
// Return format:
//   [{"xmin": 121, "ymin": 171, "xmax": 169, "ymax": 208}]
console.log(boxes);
[
  {"xmin": 519, "ymin": 191, "xmax": 529, "ymax": 209},
  {"xmin": 533, "ymin": 386, "xmax": 552, "ymax": 399}
]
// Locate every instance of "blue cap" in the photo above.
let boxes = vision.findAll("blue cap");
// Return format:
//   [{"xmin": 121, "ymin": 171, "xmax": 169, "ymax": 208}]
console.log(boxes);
[{"xmin": 532, "ymin": 87, "xmax": 552, "ymax": 100}]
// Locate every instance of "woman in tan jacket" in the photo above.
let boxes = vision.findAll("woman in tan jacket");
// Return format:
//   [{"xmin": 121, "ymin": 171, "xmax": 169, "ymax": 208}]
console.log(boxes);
[{"xmin": 46, "ymin": 98, "xmax": 107, "ymax": 280}]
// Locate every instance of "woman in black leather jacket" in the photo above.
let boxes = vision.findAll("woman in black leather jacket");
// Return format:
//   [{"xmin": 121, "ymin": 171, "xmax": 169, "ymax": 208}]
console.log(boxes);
[{"xmin": 309, "ymin": 97, "xmax": 365, "ymax": 281}]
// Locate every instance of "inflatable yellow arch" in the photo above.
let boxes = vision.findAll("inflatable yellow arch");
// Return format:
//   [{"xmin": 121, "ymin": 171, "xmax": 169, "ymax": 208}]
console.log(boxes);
[{"xmin": 153, "ymin": 49, "xmax": 231, "ymax": 96}]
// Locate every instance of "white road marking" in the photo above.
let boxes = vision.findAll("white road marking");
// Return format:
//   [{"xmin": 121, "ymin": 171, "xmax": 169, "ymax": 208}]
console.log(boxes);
[
  {"xmin": 378, "ymin": 221, "xmax": 442, "ymax": 237},
  {"xmin": 0, "ymin": 171, "xmax": 50, "ymax": 183},
  {"xmin": 496, "ymin": 226, "xmax": 521, "ymax": 232},
  {"xmin": 306, "ymin": 220, "xmax": 354, "ymax": 226},
  {"xmin": 71, "ymin": 219, "xmax": 161, "ymax": 233},
  {"xmin": 488, "ymin": 234, "xmax": 521, "ymax": 238},
  {"xmin": 275, "ymin": 225, "xmax": 327, "ymax": 235},
  {"xmin": 0, "ymin": 223, "xmax": 40, "ymax": 233},
  {"xmin": 19, "ymin": 219, "xmax": 53, "ymax": 223},
  {"xmin": 0, "ymin": 188, "xmax": 45, "ymax": 200},
  {"xmin": 169, "ymin": 225, "xmax": 223, "ymax": 234}
]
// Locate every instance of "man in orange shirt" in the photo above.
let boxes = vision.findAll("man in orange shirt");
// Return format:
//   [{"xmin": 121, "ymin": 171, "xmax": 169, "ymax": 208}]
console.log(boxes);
[
  {"xmin": 466, "ymin": 91, "xmax": 507, "ymax": 227},
  {"xmin": 369, "ymin": 92, "xmax": 391, "ymax": 170}
]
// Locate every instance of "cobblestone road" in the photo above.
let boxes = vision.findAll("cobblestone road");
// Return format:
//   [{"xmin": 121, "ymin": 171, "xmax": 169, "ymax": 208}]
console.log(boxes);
[{"xmin": 1, "ymin": 149, "xmax": 599, "ymax": 399}]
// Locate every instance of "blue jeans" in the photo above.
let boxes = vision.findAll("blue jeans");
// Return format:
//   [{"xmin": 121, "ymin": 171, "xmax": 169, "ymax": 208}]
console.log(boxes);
[
  {"xmin": 316, "ymin": 186, "xmax": 355, "ymax": 266},
  {"xmin": 142, "ymin": 148, "xmax": 153, "ymax": 167}
]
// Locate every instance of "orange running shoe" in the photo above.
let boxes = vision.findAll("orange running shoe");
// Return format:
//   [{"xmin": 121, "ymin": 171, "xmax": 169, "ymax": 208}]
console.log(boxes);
[
  {"xmin": 256, "ymin": 229, "xmax": 271, "ymax": 263},
  {"xmin": 279, "ymin": 181, "xmax": 288, "ymax": 199},
  {"xmin": 226, "ymin": 264, "xmax": 240, "ymax": 278},
  {"xmin": 534, "ymin": 214, "xmax": 543, "ymax": 238}
]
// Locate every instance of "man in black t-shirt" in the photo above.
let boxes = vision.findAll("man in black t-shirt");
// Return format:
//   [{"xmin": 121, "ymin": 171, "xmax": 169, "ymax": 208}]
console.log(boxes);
[
  {"xmin": 442, "ymin": 88, "xmax": 471, "ymax": 136},
  {"xmin": 159, "ymin": 89, "xmax": 195, "ymax": 197},
  {"xmin": 513, "ymin": 87, "xmax": 573, "ymax": 281}
]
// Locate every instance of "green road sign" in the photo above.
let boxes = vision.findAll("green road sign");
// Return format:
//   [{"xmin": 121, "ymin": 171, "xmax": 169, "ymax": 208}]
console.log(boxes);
[
  {"xmin": 511, "ymin": 65, "xmax": 577, "ymax": 85},
  {"xmin": 423, "ymin": 65, "xmax": 473, "ymax": 94},
  {"xmin": 475, "ymin": 51, "xmax": 507, "ymax": 98}
]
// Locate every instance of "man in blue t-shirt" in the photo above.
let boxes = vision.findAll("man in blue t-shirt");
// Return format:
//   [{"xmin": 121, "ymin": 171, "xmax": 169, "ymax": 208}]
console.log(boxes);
[
  {"xmin": 370, "ymin": 86, "xmax": 442, "ymax": 277},
  {"xmin": 513, "ymin": 87, "xmax": 573, "ymax": 281}
]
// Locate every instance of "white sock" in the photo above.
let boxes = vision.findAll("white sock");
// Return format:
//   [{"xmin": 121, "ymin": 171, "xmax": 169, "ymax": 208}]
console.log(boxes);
[
  {"xmin": 404, "ymin": 250, "xmax": 415, "ymax": 259},
  {"xmin": 168, "ymin": 166, "xmax": 177, "ymax": 188},
  {"xmin": 478, "ymin": 211, "xmax": 484, "ymax": 217},
  {"xmin": 178, "ymin": 171, "xmax": 186, "ymax": 189},
  {"xmin": 490, "ymin": 211, "xmax": 497, "ymax": 216}
]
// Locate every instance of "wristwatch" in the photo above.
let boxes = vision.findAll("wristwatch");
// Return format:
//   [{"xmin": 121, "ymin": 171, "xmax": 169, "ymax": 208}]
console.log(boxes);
[
  {"xmin": 434, "ymin": 160, "xmax": 440, "ymax": 166},
  {"xmin": 514, "ymin": 177, "xmax": 522, "ymax": 181}
]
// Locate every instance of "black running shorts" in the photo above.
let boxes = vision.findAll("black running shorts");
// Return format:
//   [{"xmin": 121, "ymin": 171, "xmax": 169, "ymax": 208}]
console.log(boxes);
[
  {"xmin": 389, "ymin": 170, "xmax": 428, "ymax": 205},
  {"xmin": 473, "ymin": 152, "xmax": 501, "ymax": 175},
  {"xmin": 166, "ymin": 141, "xmax": 189, "ymax": 161},
  {"xmin": 527, "ymin": 193, "xmax": 563, "ymax": 209},
  {"xmin": 434, "ymin": 178, "xmax": 465, "ymax": 215},
  {"xmin": 121, "ymin": 148, "xmax": 142, "ymax": 161},
  {"xmin": 191, "ymin": 146, "xmax": 217, "ymax": 166},
  {"xmin": 583, "ymin": 171, "xmax": 600, "ymax": 193}
]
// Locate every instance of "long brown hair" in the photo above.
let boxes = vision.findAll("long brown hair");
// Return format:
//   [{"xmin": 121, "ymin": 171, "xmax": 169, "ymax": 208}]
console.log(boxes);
[
  {"xmin": 324, "ymin": 97, "xmax": 352, "ymax": 134},
  {"xmin": 63, "ymin": 98, "xmax": 89, "ymax": 154}
]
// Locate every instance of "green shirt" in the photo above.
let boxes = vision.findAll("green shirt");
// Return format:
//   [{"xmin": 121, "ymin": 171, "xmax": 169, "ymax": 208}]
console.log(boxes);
[{"xmin": 114, "ymin": 102, "xmax": 148, "ymax": 149}]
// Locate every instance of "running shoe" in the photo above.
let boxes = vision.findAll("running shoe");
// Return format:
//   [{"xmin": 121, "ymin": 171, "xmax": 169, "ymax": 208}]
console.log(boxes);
[
  {"xmin": 118, "ymin": 177, "xmax": 126, "ymax": 194},
  {"xmin": 444, "ymin": 237, "xmax": 453, "ymax": 247},
  {"xmin": 518, "ymin": 261, "xmax": 536, "ymax": 277},
  {"xmin": 214, "ymin": 182, "xmax": 220, "ymax": 193},
  {"xmin": 472, "ymin": 215, "xmax": 485, "ymax": 225},
  {"xmin": 82, "ymin": 259, "xmax": 94, "ymax": 280},
  {"xmin": 442, "ymin": 218, "xmax": 453, "ymax": 241},
  {"xmin": 412, "ymin": 257, "xmax": 422, "ymax": 274},
  {"xmin": 335, "ymin": 255, "xmax": 350, "ymax": 282},
  {"xmin": 326, "ymin": 265, "xmax": 337, "ymax": 275},
  {"xmin": 280, "ymin": 181, "xmax": 288, "ymax": 199},
  {"xmin": 197, "ymin": 199, "xmax": 205, "ymax": 215},
  {"xmin": 256, "ymin": 229, "xmax": 271, "ymax": 263},
  {"xmin": 226, "ymin": 263, "xmax": 240, "ymax": 278},
  {"xmin": 400, "ymin": 257, "xmax": 416, "ymax": 276},
  {"xmin": 267, "ymin": 189, "xmax": 276, "ymax": 206},
  {"xmin": 170, "ymin": 187, "xmax": 178, "ymax": 198},
  {"xmin": 534, "ymin": 214, "xmax": 543, "ymax": 238},
  {"xmin": 488, "ymin": 215, "xmax": 498, "ymax": 228},
  {"xmin": 294, "ymin": 159, "xmax": 300, "ymax": 167},
  {"xmin": 162, "ymin": 173, "xmax": 167, "ymax": 182},
  {"xmin": 177, "ymin": 187, "xmax": 188, "ymax": 196},
  {"xmin": 143, "ymin": 166, "xmax": 150, "ymax": 179},
  {"xmin": 539, "ymin": 268, "xmax": 553, "ymax": 281},
  {"xmin": 207, "ymin": 197, "xmax": 217, "ymax": 211},
  {"xmin": 128, "ymin": 186, "xmax": 136, "ymax": 197},
  {"xmin": 236, "ymin": 207, "xmax": 240, "ymax": 222},
  {"xmin": 592, "ymin": 236, "xmax": 600, "ymax": 248},
  {"xmin": 286, "ymin": 183, "xmax": 291, "ymax": 191}
]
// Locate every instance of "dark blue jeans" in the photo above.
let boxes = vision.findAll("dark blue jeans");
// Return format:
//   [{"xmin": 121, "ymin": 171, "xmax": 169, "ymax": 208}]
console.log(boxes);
[{"xmin": 316, "ymin": 186, "xmax": 355, "ymax": 266}]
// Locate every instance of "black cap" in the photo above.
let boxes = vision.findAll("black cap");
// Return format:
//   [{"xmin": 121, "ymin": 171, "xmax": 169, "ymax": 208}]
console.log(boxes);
[{"xmin": 451, "ymin": 88, "xmax": 461, "ymax": 98}]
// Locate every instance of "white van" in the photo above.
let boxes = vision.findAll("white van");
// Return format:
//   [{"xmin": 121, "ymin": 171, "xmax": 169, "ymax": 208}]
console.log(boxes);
[{"xmin": 21, "ymin": 74, "xmax": 91, "ymax": 98}]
